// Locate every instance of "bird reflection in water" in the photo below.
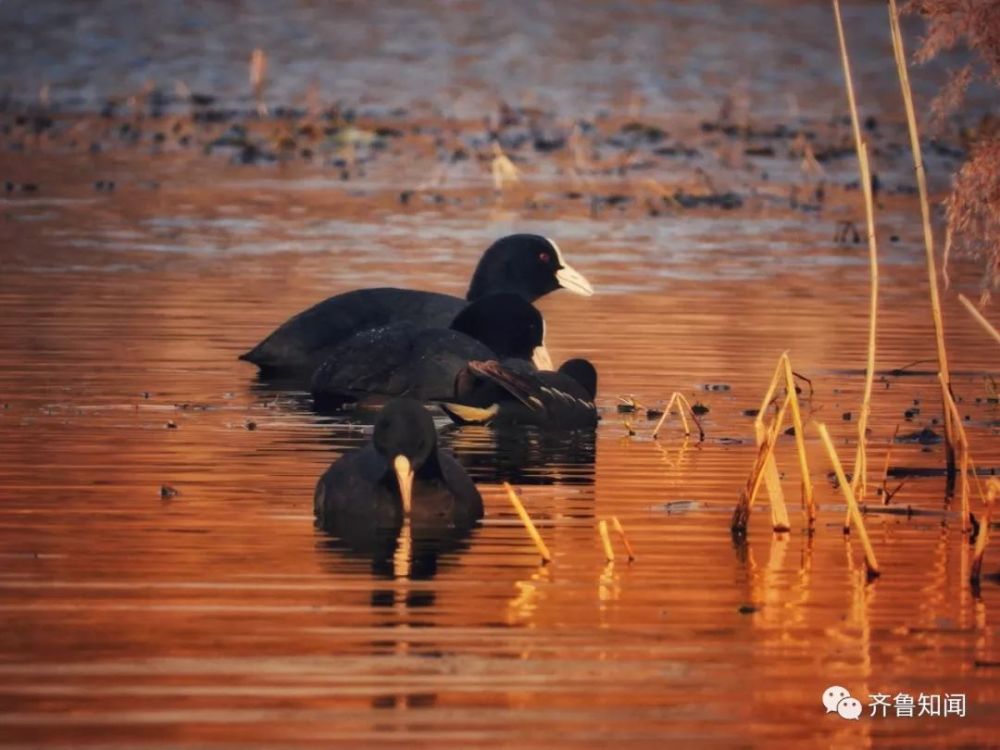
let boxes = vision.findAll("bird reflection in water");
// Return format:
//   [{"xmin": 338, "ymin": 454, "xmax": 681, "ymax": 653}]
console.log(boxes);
[
  {"xmin": 317, "ymin": 522, "xmax": 479, "ymax": 580},
  {"xmin": 442, "ymin": 424, "xmax": 596, "ymax": 487}
]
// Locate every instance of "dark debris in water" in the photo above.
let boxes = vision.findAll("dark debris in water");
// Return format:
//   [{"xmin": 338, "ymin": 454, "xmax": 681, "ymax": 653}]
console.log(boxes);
[{"xmin": 894, "ymin": 427, "xmax": 942, "ymax": 445}]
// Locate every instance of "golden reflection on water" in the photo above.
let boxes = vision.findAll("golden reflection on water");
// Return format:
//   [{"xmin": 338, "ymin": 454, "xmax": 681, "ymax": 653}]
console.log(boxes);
[{"xmin": 1, "ymin": 157, "xmax": 1000, "ymax": 747}]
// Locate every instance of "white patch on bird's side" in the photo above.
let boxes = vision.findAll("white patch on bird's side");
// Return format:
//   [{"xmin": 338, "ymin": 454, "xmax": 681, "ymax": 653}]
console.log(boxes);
[
  {"xmin": 528, "ymin": 319, "xmax": 553, "ymax": 370},
  {"xmin": 532, "ymin": 343, "xmax": 554, "ymax": 371}
]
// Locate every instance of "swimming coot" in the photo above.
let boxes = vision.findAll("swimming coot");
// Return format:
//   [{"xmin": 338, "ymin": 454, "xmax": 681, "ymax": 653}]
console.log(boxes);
[
  {"xmin": 314, "ymin": 399, "xmax": 484, "ymax": 537},
  {"xmin": 442, "ymin": 358, "xmax": 598, "ymax": 429},
  {"xmin": 309, "ymin": 294, "xmax": 550, "ymax": 407},
  {"xmin": 240, "ymin": 234, "xmax": 591, "ymax": 378}
]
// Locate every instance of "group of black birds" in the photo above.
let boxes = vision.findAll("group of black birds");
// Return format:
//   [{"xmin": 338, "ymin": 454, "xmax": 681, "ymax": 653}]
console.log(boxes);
[{"xmin": 239, "ymin": 234, "xmax": 599, "ymax": 553}]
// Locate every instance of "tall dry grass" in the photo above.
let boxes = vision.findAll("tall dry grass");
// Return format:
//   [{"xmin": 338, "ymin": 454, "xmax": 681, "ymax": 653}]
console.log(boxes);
[{"xmin": 906, "ymin": 0, "xmax": 1000, "ymax": 295}]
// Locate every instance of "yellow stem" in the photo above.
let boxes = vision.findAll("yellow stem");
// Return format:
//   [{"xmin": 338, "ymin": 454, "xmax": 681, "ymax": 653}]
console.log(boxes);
[
  {"xmin": 817, "ymin": 423, "xmax": 880, "ymax": 577},
  {"xmin": 504, "ymin": 482, "xmax": 552, "ymax": 563}
]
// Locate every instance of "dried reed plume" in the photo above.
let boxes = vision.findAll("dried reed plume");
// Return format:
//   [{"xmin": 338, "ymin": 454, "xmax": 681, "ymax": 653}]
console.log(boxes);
[
  {"xmin": 503, "ymin": 482, "xmax": 552, "ymax": 564},
  {"xmin": 888, "ymin": 0, "xmax": 959, "ymax": 479},
  {"xmin": 907, "ymin": 0, "xmax": 1000, "ymax": 292},
  {"xmin": 817, "ymin": 423, "xmax": 881, "ymax": 579}
]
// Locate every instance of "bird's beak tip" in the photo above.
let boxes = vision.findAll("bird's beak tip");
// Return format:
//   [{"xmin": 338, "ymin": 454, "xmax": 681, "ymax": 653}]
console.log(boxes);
[{"xmin": 555, "ymin": 263, "xmax": 594, "ymax": 297}]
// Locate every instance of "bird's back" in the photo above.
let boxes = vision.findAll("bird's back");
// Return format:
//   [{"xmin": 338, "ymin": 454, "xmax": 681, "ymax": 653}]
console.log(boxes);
[
  {"xmin": 242, "ymin": 288, "xmax": 466, "ymax": 376},
  {"xmin": 311, "ymin": 324, "xmax": 495, "ymax": 403},
  {"xmin": 314, "ymin": 445, "xmax": 400, "ymax": 534}
]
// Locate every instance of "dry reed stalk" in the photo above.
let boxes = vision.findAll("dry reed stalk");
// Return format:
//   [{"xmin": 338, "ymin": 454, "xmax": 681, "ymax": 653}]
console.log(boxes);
[
  {"xmin": 503, "ymin": 482, "xmax": 552, "ymax": 564},
  {"xmin": 611, "ymin": 516, "xmax": 636, "ymax": 561},
  {"xmin": 959, "ymin": 293, "xmax": 1000, "ymax": 346},
  {"xmin": 971, "ymin": 479, "xmax": 998, "ymax": 584},
  {"xmin": 491, "ymin": 143, "xmax": 521, "ymax": 192},
  {"xmin": 250, "ymin": 48, "xmax": 268, "ymax": 117},
  {"xmin": 753, "ymin": 354, "xmax": 812, "ymax": 530},
  {"xmin": 780, "ymin": 355, "xmax": 816, "ymax": 526},
  {"xmin": 888, "ymin": 0, "xmax": 957, "ymax": 478},
  {"xmin": 817, "ymin": 423, "xmax": 881, "ymax": 577},
  {"xmin": 758, "ymin": 419, "xmax": 791, "ymax": 532},
  {"xmin": 598, "ymin": 520, "xmax": 615, "ymax": 563},
  {"xmin": 939, "ymin": 374, "xmax": 972, "ymax": 532},
  {"xmin": 651, "ymin": 393, "xmax": 688, "ymax": 436},
  {"xmin": 652, "ymin": 392, "xmax": 705, "ymax": 441},
  {"xmin": 879, "ymin": 425, "xmax": 901, "ymax": 502},
  {"xmin": 942, "ymin": 225, "xmax": 953, "ymax": 290},
  {"xmin": 833, "ymin": 0, "xmax": 881, "ymax": 507},
  {"xmin": 732, "ymin": 396, "xmax": 790, "ymax": 535},
  {"xmin": 849, "ymin": 141, "xmax": 879, "ymax": 506}
]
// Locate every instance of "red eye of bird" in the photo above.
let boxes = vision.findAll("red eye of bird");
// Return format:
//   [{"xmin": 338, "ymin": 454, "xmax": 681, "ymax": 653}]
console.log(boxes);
[{"xmin": 538, "ymin": 251, "xmax": 551, "ymax": 263}]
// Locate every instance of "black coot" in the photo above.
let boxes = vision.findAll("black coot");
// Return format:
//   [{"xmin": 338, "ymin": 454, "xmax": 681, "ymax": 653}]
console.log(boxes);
[
  {"xmin": 441, "ymin": 358, "xmax": 598, "ymax": 429},
  {"xmin": 241, "ymin": 234, "xmax": 592, "ymax": 378},
  {"xmin": 309, "ymin": 294, "xmax": 550, "ymax": 407},
  {"xmin": 314, "ymin": 399, "xmax": 484, "ymax": 540}
]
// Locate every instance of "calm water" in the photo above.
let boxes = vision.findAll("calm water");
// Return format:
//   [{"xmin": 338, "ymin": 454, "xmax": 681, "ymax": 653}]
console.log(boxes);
[{"xmin": 2, "ymin": 2, "xmax": 1000, "ymax": 748}]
